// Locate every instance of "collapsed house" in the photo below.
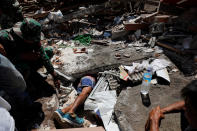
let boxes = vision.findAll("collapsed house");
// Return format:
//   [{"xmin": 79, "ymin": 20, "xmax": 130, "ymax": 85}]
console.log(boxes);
[{"xmin": 0, "ymin": 0, "xmax": 197, "ymax": 131}]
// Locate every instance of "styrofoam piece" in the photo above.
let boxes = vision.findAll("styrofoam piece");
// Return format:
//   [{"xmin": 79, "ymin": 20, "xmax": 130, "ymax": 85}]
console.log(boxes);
[
  {"xmin": 156, "ymin": 68, "xmax": 170, "ymax": 83},
  {"xmin": 0, "ymin": 108, "xmax": 15, "ymax": 131}
]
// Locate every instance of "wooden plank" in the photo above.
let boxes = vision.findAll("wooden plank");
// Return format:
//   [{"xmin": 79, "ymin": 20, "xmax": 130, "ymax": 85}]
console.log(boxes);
[{"xmin": 32, "ymin": 127, "xmax": 105, "ymax": 131}]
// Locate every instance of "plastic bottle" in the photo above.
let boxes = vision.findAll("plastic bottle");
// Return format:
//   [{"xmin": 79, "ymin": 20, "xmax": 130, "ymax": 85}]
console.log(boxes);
[{"xmin": 140, "ymin": 67, "xmax": 152, "ymax": 95}]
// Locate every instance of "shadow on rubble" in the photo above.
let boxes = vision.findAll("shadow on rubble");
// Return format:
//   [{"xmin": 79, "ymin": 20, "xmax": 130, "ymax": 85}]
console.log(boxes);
[
  {"xmin": 26, "ymin": 71, "xmax": 56, "ymax": 100},
  {"xmin": 163, "ymin": 49, "xmax": 197, "ymax": 76},
  {"xmin": 11, "ymin": 71, "xmax": 56, "ymax": 131},
  {"xmin": 11, "ymin": 101, "xmax": 44, "ymax": 131}
]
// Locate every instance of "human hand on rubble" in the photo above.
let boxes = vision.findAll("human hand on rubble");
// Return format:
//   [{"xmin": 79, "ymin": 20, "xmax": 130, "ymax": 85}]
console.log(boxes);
[
  {"xmin": 0, "ymin": 43, "xmax": 7, "ymax": 56},
  {"xmin": 145, "ymin": 106, "xmax": 165, "ymax": 131},
  {"xmin": 52, "ymin": 71, "xmax": 60, "ymax": 89},
  {"xmin": 54, "ymin": 79, "xmax": 60, "ymax": 89},
  {"xmin": 150, "ymin": 106, "xmax": 165, "ymax": 122}
]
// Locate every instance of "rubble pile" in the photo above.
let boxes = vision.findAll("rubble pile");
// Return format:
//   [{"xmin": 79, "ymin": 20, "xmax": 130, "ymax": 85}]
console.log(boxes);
[
  {"xmin": 1, "ymin": 0, "xmax": 197, "ymax": 131},
  {"xmin": 25, "ymin": 0, "xmax": 197, "ymax": 130}
]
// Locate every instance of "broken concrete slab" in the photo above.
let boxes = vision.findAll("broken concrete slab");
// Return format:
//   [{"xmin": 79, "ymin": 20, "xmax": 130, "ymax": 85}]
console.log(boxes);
[
  {"xmin": 114, "ymin": 72, "xmax": 192, "ymax": 131},
  {"xmin": 57, "ymin": 45, "xmax": 149, "ymax": 78}
]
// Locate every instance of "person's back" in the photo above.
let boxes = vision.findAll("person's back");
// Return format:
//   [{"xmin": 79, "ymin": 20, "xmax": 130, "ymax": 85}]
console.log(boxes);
[{"xmin": 0, "ymin": 54, "xmax": 26, "ymax": 96}]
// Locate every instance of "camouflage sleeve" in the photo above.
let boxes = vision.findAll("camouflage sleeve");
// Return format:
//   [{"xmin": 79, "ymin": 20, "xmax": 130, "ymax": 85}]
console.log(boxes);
[
  {"xmin": 39, "ymin": 46, "xmax": 54, "ymax": 74},
  {"xmin": 0, "ymin": 30, "xmax": 17, "ymax": 56}
]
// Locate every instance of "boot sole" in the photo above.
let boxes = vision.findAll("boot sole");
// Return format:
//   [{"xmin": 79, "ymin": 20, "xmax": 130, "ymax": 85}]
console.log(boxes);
[{"xmin": 53, "ymin": 111, "xmax": 82, "ymax": 128}]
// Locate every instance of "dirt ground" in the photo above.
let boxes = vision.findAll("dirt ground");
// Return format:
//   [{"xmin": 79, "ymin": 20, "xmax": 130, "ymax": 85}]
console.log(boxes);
[{"xmin": 58, "ymin": 44, "xmax": 150, "ymax": 78}]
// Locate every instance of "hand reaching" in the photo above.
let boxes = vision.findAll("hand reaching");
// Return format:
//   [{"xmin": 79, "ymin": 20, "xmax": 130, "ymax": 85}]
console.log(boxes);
[
  {"xmin": 54, "ymin": 79, "xmax": 60, "ymax": 89},
  {"xmin": 145, "ymin": 106, "xmax": 165, "ymax": 131}
]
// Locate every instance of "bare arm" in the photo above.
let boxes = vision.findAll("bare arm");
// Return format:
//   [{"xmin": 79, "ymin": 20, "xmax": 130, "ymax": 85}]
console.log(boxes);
[
  {"xmin": 161, "ymin": 100, "xmax": 185, "ymax": 114},
  {"xmin": 150, "ymin": 119, "xmax": 159, "ymax": 131},
  {"xmin": 0, "ymin": 43, "xmax": 7, "ymax": 56},
  {"xmin": 146, "ymin": 106, "xmax": 164, "ymax": 131},
  {"xmin": 146, "ymin": 101, "xmax": 185, "ymax": 131}
]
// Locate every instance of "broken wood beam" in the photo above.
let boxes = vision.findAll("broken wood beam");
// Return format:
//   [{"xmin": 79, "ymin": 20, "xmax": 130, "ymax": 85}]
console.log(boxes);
[
  {"xmin": 124, "ymin": 22, "xmax": 149, "ymax": 31},
  {"xmin": 141, "ymin": 36, "xmax": 182, "ymax": 54},
  {"xmin": 156, "ymin": 41, "xmax": 182, "ymax": 54},
  {"xmin": 91, "ymin": 40, "xmax": 109, "ymax": 46}
]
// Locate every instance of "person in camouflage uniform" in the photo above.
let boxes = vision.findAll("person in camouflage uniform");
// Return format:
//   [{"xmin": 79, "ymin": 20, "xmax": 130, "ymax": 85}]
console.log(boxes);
[
  {"xmin": 0, "ymin": 0, "xmax": 24, "ymax": 29},
  {"xmin": 0, "ymin": 18, "xmax": 60, "ymax": 88}
]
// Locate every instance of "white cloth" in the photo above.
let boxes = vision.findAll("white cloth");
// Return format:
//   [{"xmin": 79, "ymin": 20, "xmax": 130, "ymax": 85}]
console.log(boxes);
[
  {"xmin": 0, "ymin": 96, "xmax": 11, "ymax": 111},
  {"xmin": 0, "ymin": 108, "xmax": 15, "ymax": 131},
  {"xmin": 124, "ymin": 60, "xmax": 149, "ymax": 74}
]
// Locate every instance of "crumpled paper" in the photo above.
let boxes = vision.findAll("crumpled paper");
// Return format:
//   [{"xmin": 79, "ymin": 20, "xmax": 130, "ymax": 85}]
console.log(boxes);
[
  {"xmin": 124, "ymin": 59, "xmax": 171, "ymax": 74},
  {"xmin": 124, "ymin": 60, "xmax": 149, "ymax": 74}
]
